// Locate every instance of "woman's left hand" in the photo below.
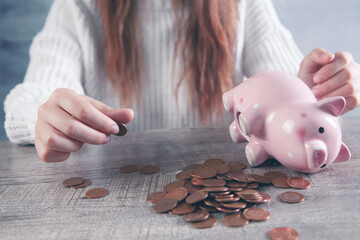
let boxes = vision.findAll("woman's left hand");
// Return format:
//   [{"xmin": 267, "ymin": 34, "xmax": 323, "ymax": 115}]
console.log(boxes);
[{"xmin": 298, "ymin": 48, "xmax": 360, "ymax": 114}]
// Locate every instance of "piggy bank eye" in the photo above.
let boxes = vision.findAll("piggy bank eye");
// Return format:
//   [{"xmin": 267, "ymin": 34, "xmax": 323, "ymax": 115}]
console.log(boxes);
[{"xmin": 318, "ymin": 127, "xmax": 325, "ymax": 134}]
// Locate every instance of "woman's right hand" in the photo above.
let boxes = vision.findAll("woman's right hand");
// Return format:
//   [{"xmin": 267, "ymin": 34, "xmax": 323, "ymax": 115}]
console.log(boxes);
[{"xmin": 34, "ymin": 88, "xmax": 134, "ymax": 162}]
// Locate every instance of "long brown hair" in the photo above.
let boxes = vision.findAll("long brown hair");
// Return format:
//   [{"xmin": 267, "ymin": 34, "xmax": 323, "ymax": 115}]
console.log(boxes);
[{"xmin": 97, "ymin": 0, "xmax": 238, "ymax": 123}]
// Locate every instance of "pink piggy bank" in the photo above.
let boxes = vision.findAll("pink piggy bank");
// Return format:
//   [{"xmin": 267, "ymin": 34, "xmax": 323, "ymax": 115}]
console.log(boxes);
[{"xmin": 223, "ymin": 71, "xmax": 351, "ymax": 173}]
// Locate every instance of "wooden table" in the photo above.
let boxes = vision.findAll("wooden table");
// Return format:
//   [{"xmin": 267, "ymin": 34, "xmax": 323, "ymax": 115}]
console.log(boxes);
[{"xmin": 1, "ymin": 118, "xmax": 359, "ymax": 240}]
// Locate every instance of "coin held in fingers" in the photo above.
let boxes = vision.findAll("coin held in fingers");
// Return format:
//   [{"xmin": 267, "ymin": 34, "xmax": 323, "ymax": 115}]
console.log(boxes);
[{"xmin": 114, "ymin": 121, "xmax": 127, "ymax": 136}]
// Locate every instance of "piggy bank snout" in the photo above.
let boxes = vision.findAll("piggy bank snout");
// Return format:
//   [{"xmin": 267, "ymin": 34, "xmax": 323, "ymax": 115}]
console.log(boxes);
[{"xmin": 305, "ymin": 140, "xmax": 328, "ymax": 169}]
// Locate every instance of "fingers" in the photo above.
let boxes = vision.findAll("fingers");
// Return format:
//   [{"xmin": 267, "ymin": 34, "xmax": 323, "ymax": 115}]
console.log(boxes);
[
  {"xmin": 313, "ymin": 51, "xmax": 354, "ymax": 84},
  {"xmin": 34, "ymin": 132, "xmax": 71, "ymax": 163},
  {"xmin": 299, "ymin": 48, "xmax": 335, "ymax": 75},
  {"xmin": 35, "ymin": 142, "xmax": 71, "ymax": 163},
  {"xmin": 343, "ymin": 95, "xmax": 360, "ymax": 114},
  {"xmin": 104, "ymin": 108, "xmax": 135, "ymax": 124},
  {"xmin": 300, "ymin": 49, "xmax": 360, "ymax": 114},
  {"xmin": 37, "ymin": 120, "xmax": 84, "ymax": 152},
  {"xmin": 81, "ymin": 95, "xmax": 113, "ymax": 112},
  {"xmin": 35, "ymin": 88, "xmax": 136, "ymax": 162},
  {"xmin": 39, "ymin": 103, "xmax": 111, "ymax": 145},
  {"xmin": 321, "ymin": 79, "xmax": 359, "ymax": 98},
  {"xmin": 54, "ymin": 89, "xmax": 119, "ymax": 135},
  {"xmin": 312, "ymin": 62, "xmax": 360, "ymax": 98}
]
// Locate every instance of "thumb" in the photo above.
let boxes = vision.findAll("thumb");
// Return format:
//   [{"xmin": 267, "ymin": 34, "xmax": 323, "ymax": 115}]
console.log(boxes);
[
  {"xmin": 81, "ymin": 95, "xmax": 135, "ymax": 124},
  {"xmin": 104, "ymin": 108, "xmax": 135, "ymax": 124}
]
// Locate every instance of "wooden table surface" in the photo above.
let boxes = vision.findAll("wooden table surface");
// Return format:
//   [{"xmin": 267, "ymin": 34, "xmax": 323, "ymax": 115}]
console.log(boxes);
[{"xmin": 0, "ymin": 118, "xmax": 359, "ymax": 240}]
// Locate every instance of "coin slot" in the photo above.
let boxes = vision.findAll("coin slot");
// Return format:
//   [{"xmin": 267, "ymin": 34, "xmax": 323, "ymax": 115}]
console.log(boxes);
[{"xmin": 236, "ymin": 112, "xmax": 241, "ymax": 128}]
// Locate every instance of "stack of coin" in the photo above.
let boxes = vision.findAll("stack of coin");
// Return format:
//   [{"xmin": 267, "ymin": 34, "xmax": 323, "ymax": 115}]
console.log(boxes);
[{"xmin": 147, "ymin": 158, "xmax": 311, "ymax": 231}]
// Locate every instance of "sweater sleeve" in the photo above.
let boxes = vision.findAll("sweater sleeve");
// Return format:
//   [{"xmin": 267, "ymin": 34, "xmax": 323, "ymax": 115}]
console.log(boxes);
[
  {"xmin": 4, "ymin": 0, "xmax": 85, "ymax": 144},
  {"xmin": 242, "ymin": 0, "xmax": 304, "ymax": 77}
]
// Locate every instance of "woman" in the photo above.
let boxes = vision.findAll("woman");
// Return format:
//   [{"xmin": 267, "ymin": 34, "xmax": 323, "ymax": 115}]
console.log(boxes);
[{"xmin": 4, "ymin": 0, "xmax": 360, "ymax": 162}]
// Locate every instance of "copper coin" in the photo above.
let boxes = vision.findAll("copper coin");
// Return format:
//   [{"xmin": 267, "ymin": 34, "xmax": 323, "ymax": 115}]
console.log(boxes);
[
  {"xmin": 176, "ymin": 171, "xmax": 192, "ymax": 180},
  {"xmin": 226, "ymin": 182, "xmax": 247, "ymax": 188},
  {"xmin": 272, "ymin": 177, "xmax": 290, "ymax": 188},
  {"xmin": 217, "ymin": 175, "xmax": 233, "ymax": 181},
  {"xmin": 204, "ymin": 200, "xmax": 222, "ymax": 207},
  {"xmin": 165, "ymin": 187, "xmax": 188, "ymax": 202},
  {"xmin": 226, "ymin": 172, "xmax": 244, "ymax": 179},
  {"xmin": 186, "ymin": 190, "xmax": 208, "ymax": 204},
  {"xmin": 140, "ymin": 166, "xmax": 160, "ymax": 174},
  {"xmin": 163, "ymin": 180, "xmax": 185, "ymax": 192},
  {"xmin": 194, "ymin": 166, "xmax": 217, "ymax": 179},
  {"xmin": 213, "ymin": 193, "xmax": 234, "ymax": 198},
  {"xmin": 71, "ymin": 179, "xmax": 91, "ymax": 189},
  {"xmin": 215, "ymin": 164, "xmax": 231, "ymax": 174},
  {"xmin": 199, "ymin": 204, "xmax": 219, "ymax": 213},
  {"xmin": 185, "ymin": 164, "xmax": 203, "ymax": 170},
  {"xmin": 223, "ymin": 213, "xmax": 249, "ymax": 227},
  {"xmin": 63, "ymin": 177, "xmax": 84, "ymax": 187},
  {"xmin": 220, "ymin": 201, "xmax": 247, "ymax": 209},
  {"xmin": 191, "ymin": 177, "xmax": 204, "ymax": 186},
  {"xmin": 147, "ymin": 192, "xmax": 167, "ymax": 204},
  {"xmin": 191, "ymin": 216, "xmax": 217, "ymax": 229},
  {"xmin": 205, "ymin": 158, "xmax": 225, "ymax": 165},
  {"xmin": 115, "ymin": 121, "xmax": 127, "ymax": 136},
  {"xmin": 279, "ymin": 192, "xmax": 304, "ymax": 203},
  {"xmin": 184, "ymin": 183, "xmax": 204, "ymax": 194},
  {"xmin": 269, "ymin": 227, "xmax": 299, "ymax": 240},
  {"xmin": 232, "ymin": 174, "xmax": 252, "ymax": 183},
  {"xmin": 237, "ymin": 189, "xmax": 259, "ymax": 196},
  {"xmin": 215, "ymin": 206, "xmax": 241, "ymax": 213},
  {"xmin": 86, "ymin": 188, "xmax": 108, "ymax": 199},
  {"xmin": 227, "ymin": 162, "xmax": 246, "ymax": 172},
  {"xmin": 287, "ymin": 177, "xmax": 311, "ymax": 189},
  {"xmin": 244, "ymin": 192, "xmax": 270, "ymax": 204},
  {"xmin": 246, "ymin": 174, "xmax": 272, "ymax": 184},
  {"xmin": 210, "ymin": 191, "xmax": 231, "ymax": 197},
  {"xmin": 264, "ymin": 171, "xmax": 287, "ymax": 180},
  {"xmin": 183, "ymin": 209, "xmax": 210, "ymax": 222},
  {"xmin": 259, "ymin": 192, "xmax": 271, "ymax": 203},
  {"xmin": 203, "ymin": 179, "xmax": 226, "ymax": 187},
  {"xmin": 246, "ymin": 183, "xmax": 259, "ymax": 189},
  {"xmin": 171, "ymin": 202, "xmax": 196, "ymax": 215},
  {"xmin": 119, "ymin": 164, "xmax": 139, "ymax": 173},
  {"xmin": 154, "ymin": 198, "xmax": 177, "ymax": 213},
  {"xmin": 215, "ymin": 196, "xmax": 241, "ymax": 202},
  {"xmin": 221, "ymin": 202, "xmax": 246, "ymax": 209},
  {"xmin": 243, "ymin": 208, "xmax": 270, "ymax": 221},
  {"xmin": 204, "ymin": 186, "xmax": 229, "ymax": 192},
  {"xmin": 240, "ymin": 196, "xmax": 263, "ymax": 203}
]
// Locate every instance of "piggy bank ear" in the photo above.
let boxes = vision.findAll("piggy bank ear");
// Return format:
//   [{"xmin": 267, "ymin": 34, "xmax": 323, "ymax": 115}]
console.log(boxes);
[
  {"xmin": 317, "ymin": 96, "xmax": 346, "ymax": 117},
  {"xmin": 334, "ymin": 142, "xmax": 351, "ymax": 163}
]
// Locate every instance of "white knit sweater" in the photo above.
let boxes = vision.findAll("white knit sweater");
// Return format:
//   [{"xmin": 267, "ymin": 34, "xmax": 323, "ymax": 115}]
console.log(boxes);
[{"xmin": 4, "ymin": 0, "xmax": 303, "ymax": 144}]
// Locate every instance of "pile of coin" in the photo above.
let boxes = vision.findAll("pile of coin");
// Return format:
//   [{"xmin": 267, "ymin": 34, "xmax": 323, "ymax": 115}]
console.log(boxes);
[
  {"xmin": 146, "ymin": 158, "xmax": 309, "ymax": 233},
  {"xmin": 62, "ymin": 177, "xmax": 91, "ymax": 189},
  {"xmin": 62, "ymin": 177, "xmax": 108, "ymax": 199}
]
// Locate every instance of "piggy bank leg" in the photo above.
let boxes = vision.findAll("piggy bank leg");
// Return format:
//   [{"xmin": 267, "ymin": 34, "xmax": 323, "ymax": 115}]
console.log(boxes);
[
  {"xmin": 245, "ymin": 139, "xmax": 269, "ymax": 167},
  {"xmin": 237, "ymin": 110, "xmax": 264, "ymax": 137},
  {"xmin": 229, "ymin": 120, "xmax": 249, "ymax": 143},
  {"xmin": 222, "ymin": 89, "xmax": 236, "ymax": 112}
]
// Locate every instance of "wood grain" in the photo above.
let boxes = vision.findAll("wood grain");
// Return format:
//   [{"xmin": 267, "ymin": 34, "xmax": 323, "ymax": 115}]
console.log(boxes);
[{"xmin": 0, "ymin": 118, "xmax": 359, "ymax": 240}]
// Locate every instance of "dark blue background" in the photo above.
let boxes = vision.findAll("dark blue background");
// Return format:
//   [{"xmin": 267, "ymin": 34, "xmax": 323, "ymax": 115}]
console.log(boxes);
[
  {"xmin": 0, "ymin": 0, "xmax": 53, "ymax": 141},
  {"xmin": 1, "ymin": 0, "xmax": 359, "ymax": 141}
]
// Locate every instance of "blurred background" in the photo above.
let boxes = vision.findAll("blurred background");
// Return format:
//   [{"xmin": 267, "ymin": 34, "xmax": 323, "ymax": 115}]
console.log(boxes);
[{"xmin": 0, "ymin": 0, "xmax": 359, "ymax": 141}]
